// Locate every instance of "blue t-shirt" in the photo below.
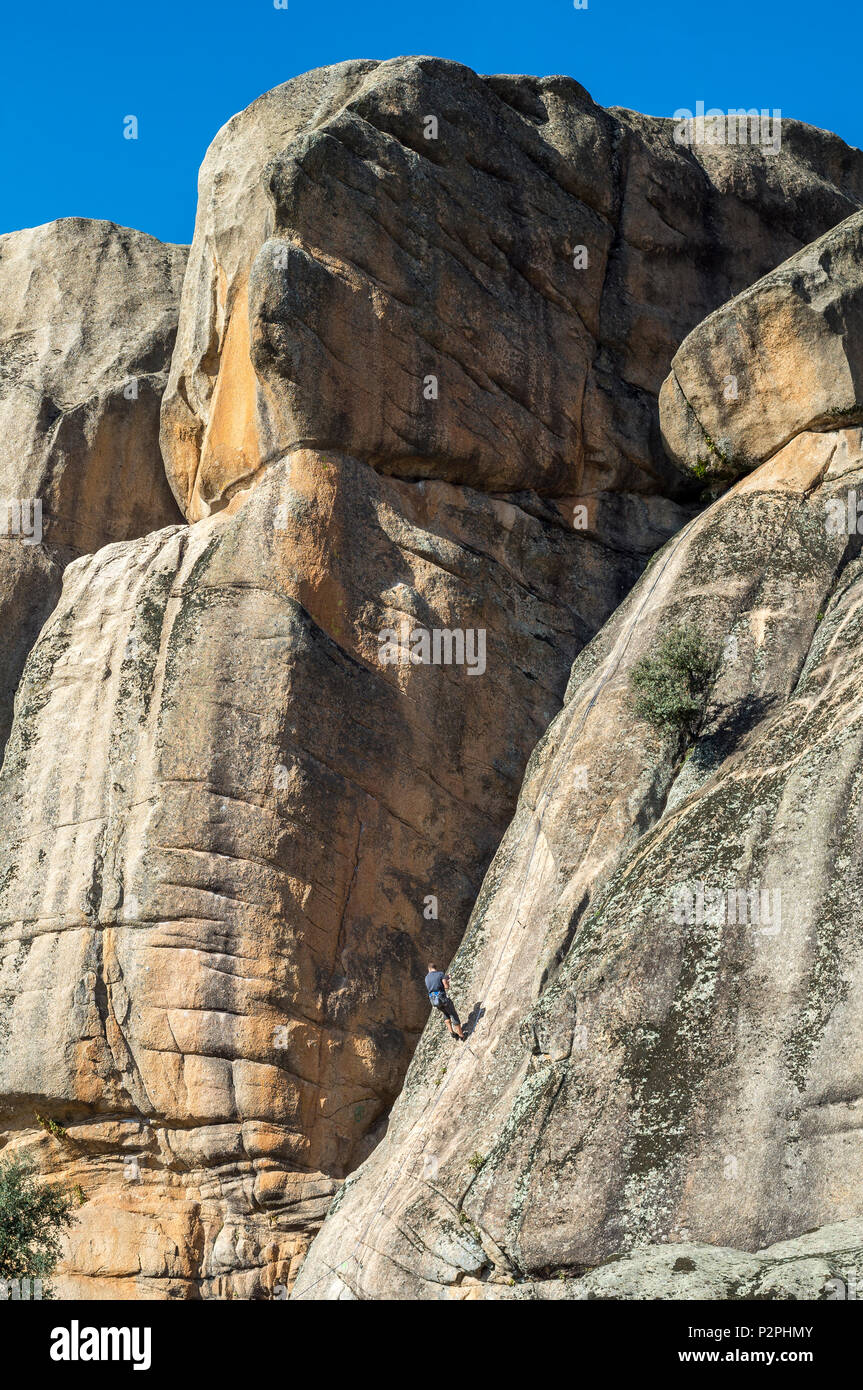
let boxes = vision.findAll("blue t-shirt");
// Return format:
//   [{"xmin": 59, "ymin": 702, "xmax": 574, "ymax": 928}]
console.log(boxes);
[{"xmin": 425, "ymin": 970, "xmax": 446, "ymax": 998}]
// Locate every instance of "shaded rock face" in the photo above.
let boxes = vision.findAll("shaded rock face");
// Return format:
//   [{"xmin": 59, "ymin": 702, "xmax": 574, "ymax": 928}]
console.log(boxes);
[
  {"xmin": 0, "ymin": 447, "xmax": 651, "ymax": 1297},
  {"xmin": 294, "ymin": 228, "xmax": 863, "ymax": 1299},
  {"xmin": 0, "ymin": 542, "xmax": 68, "ymax": 765},
  {"xmin": 160, "ymin": 57, "xmax": 863, "ymax": 521},
  {"xmin": 0, "ymin": 219, "xmax": 187, "ymax": 752},
  {"xmin": 661, "ymin": 209, "xmax": 863, "ymax": 480}
]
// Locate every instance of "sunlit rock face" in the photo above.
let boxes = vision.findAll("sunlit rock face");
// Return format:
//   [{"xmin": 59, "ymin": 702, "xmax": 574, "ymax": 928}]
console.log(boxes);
[
  {"xmin": 2, "ymin": 61, "xmax": 863, "ymax": 1301},
  {"xmin": 660, "ymin": 208, "xmax": 863, "ymax": 481},
  {"xmin": 294, "ymin": 221, "xmax": 863, "ymax": 1300},
  {"xmin": 0, "ymin": 218, "xmax": 187, "ymax": 753},
  {"xmin": 160, "ymin": 56, "xmax": 863, "ymax": 521},
  {"xmin": 0, "ymin": 447, "xmax": 647, "ymax": 1297}
]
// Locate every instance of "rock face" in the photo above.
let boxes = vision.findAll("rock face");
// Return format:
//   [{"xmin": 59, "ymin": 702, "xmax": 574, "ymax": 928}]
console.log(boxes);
[
  {"xmin": 660, "ymin": 209, "xmax": 863, "ymax": 480},
  {"xmin": 0, "ymin": 542, "xmax": 68, "ymax": 766},
  {"xmin": 296, "ymin": 1218, "xmax": 863, "ymax": 1300},
  {"xmin": 0, "ymin": 219, "xmax": 187, "ymax": 751},
  {"xmin": 0, "ymin": 447, "xmax": 649, "ymax": 1297},
  {"xmin": 479, "ymin": 1220, "xmax": 863, "ymax": 1301},
  {"xmin": 160, "ymin": 57, "xmax": 863, "ymax": 520},
  {"xmin": 294, "ymin": 220, "xmax": 863, "ymax": 1300},
  {"xmin": 3, "ymin": 64, "xmax": 863, "ymax": 1303}
]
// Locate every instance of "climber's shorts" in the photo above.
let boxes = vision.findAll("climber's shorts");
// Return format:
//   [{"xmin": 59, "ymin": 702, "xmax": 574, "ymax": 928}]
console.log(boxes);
[{"xmin": 435, "ymin": 997, "xmax": 460, "ymax": 1026}]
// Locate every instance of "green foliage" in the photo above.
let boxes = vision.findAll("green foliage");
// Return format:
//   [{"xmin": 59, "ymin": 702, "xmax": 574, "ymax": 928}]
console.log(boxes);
[
  {"xmin": 630, "ymin": 624, "xmax": 714, "ymax": 736},
  {"xmin": 35, "ymin": 1114, "xmax": 68, "ymax": 1142},
  {"xmin": 468, "ymin": 1151, "xmax": 486, "ymax": 1173},
  {"xmin": 0, "ymin": 1154, "xmax": 78, "ymax": 1294}
]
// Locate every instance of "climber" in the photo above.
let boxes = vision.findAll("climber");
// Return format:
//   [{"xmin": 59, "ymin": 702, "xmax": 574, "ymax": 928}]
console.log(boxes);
[{"xmin": 425, "ymin": 962, "xmax": 464, "ymax": 1040}]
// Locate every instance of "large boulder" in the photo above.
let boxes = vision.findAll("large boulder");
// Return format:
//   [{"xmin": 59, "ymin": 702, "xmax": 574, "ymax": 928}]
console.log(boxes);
[
  {"xmin": 660, "ymin": 209, "xmax": 863, "ymax": 479},
  {"xmin": 160, "ymin": 58, "xmax": 863, "ymax": 521},
  {"xmin": 0, "ymin": 219, "xmax": 187, "ymax": 752}
]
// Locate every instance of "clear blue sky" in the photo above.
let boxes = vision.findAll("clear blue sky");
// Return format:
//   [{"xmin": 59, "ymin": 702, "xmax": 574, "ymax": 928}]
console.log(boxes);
[{"xmin": 2, "ymin": 0, "xmax": 859, "ymax": 245}]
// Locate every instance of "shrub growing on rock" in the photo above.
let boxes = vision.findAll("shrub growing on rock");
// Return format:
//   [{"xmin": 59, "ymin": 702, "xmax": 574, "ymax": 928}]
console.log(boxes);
[
  {"xmin": 0, "ymin": 1155, "xmax": 78, "ymax": 1296},
  {"xmin": 630, "ymin": 624, "xmax": 713, "ymax": 735}
]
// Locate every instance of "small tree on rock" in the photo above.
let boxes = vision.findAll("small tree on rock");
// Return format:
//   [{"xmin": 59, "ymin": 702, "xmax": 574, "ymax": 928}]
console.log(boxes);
[
  {"xmin": 630, "ymin": 624, "xmax": 714, "ymax": 736},
  {"xmin": 0, "ymin": 1154, "xmax": 78, "ymax": 1296}
]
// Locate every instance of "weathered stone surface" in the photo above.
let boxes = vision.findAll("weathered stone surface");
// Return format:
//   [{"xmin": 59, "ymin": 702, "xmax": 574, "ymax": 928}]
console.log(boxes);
[
  {"xmin": 5, "ymin": 65, "xmax": 863, "ymax": 1304},
  {"xmin": 160, "ymin": 57, "xmax": 863, "ymax": 521},
  {"xmin": 0, "ymin": 542, "xmax": 68, "ymax": 761},
  {"xmin": 0, "ymin": 446, "xmax": 666, "ymax": 1298},
  {"xmin": 0, "ymin": 219, "xmax": 187, "ymax": 751},
  {"xmin": 660, "ymin": 209, "xmax": 863, "ymax": 480},
  {"xmin": 293, "ymin": 417, "xmax": 863, "ymax": 1297},
  {"xmin": 388, "ymin": 1220, "xmax": 863, "ymax": 1301},
  {"xmin": 0, "ymin": 218, "xmax": 187, "ymax": 550}
]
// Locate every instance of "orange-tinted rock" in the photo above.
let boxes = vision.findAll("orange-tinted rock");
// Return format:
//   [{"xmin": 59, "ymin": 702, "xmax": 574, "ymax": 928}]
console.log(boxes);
[
  {"xmin": 5, "ymin": 64, "xmax": 863, "ymax": 1303},
  {"xmin": 295, "ymin": 424, "xmax": 863, "ymax": 1299},
  {"xmin": 161, "ymin": 58, "xmax": 863, "ymax": 520},
  {"xmin": 0, "ymin": 449, "xmax": 654, "ymax": 1297}
]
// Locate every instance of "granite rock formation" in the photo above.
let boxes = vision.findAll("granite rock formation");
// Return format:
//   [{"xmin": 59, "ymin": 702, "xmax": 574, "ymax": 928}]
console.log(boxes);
[
  {"xmin": 1, "ymin": 62, "xmax": 863, "ymax": 1301},
  {"xmin": 302, "ymin": 1218, "xmax": 863, "ymax": 1300},
  {"xmin": 0, "ymin": 450, "xmax": 616, "ymax": 1297},
  {"xmin": 661, "ymin": 208, "xmax": 863, "ymax": 481},
  {"xmin": 294, "ymin": 213, "xmax": 863, "ymax": 1300},
  {"xmin": 0, "ymin": 219, "xmax": 186, "ymax": 752},
  {"xmin": 160, "ymin": 57, "xmax": 863, "ymax": 520}
]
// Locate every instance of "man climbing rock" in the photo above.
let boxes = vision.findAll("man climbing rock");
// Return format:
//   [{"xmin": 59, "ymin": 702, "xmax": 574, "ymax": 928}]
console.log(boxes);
[{"xmin": 425, "ymin": 962, "xmax": 464, "ymax": 1040}]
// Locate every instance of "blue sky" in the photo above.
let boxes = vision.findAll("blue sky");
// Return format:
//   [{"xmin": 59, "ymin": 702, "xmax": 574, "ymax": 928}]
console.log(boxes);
[{"xmin": 2, "ymin": 0, "xmax": 859, "ymax": 245}]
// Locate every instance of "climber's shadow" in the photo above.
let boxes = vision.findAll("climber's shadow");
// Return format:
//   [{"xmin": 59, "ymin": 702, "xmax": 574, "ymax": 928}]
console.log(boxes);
[
  {"xmin": 697, "ymin": 694, "xmax": 776, "ymax": 766},
  {"xmin": 463, "ymin": 1003, "xmax": 485, "ymax": 1039}
]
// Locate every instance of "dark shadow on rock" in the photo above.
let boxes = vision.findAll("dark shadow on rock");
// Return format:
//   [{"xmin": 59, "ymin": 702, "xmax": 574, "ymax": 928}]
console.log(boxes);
[
  {"xmin": 695, "ymin": 693, "xmax": 777, "ymax": 769},
  {"xmin": 463, "ymin": 1003, "xmax": 485, "ymax": 1039}
]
